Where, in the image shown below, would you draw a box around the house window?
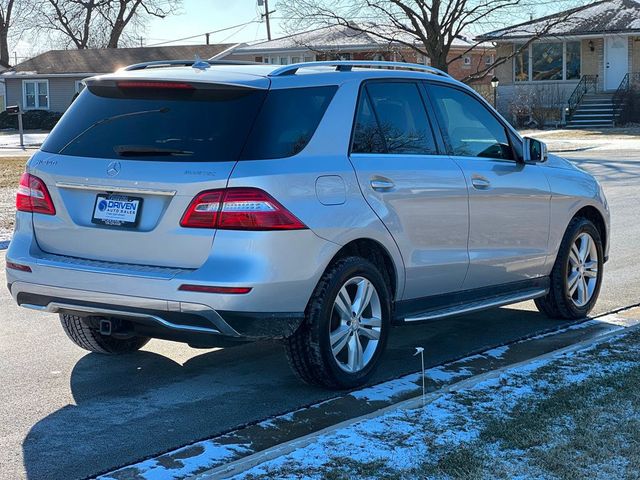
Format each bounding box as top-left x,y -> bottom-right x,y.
279,56 -> 289,65
303,55 -> 314,62
463,55 -> 472,66
565,41 -> 581,80
331,53 -> 351,61
532,42 -> 563,80
514,43 -> 529,82
516,40 -> 582,82
291,56 -> 300,63
485,55 -> 494,65
23,80 -> 49,110
372,53 -> 385,61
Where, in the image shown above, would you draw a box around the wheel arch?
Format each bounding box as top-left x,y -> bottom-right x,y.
325,238 -> 400,301
572,205 -> 608,257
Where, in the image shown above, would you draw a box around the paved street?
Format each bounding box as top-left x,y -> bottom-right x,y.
1,145 -> 639,480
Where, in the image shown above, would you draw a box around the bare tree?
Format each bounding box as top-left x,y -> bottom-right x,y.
0,0 -> 37,65
279,0 -> 588,82
37,0 -> 180,49
99,0 -> 180,48
42,0 -> 103,49
0,0 -> 16,64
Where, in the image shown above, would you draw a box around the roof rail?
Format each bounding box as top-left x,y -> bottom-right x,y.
268,60 -> 451,78
123,59 -> 262,71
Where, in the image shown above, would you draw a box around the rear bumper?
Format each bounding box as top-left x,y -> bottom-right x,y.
6,212 -> 333,340
10,281 -> 304,340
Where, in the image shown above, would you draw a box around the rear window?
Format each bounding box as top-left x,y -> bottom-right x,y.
240,86 -> 337,160
42,82 -> 337,162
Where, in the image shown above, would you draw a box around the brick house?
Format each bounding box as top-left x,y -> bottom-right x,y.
226,24 -> 496,84
478,0 -> 640,128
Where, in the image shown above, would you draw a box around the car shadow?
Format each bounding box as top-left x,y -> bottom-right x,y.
21,306 -> 573,480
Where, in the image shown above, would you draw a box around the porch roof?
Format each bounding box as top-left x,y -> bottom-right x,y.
478,0 -> 640,41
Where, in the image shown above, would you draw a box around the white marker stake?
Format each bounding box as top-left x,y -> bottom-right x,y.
414,347 -> 425,406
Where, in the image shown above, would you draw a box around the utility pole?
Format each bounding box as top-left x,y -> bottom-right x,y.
260,0 -> 273,41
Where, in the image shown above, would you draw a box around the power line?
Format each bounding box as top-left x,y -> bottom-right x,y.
146,18 -> 262,47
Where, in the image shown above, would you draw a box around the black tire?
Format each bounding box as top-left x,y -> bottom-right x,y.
284,256 -> 392,389
535,217 -> 604,319
60,314 -> 150,354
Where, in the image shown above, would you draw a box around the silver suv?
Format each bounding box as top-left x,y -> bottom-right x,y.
7,60 -> 609,389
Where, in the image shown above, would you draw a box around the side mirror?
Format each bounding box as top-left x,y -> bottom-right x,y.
523,137 -> 548,163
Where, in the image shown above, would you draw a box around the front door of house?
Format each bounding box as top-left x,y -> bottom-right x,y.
605,35 -> 629,90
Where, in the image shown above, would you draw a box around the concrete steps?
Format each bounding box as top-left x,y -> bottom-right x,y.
567,93 -> 617,129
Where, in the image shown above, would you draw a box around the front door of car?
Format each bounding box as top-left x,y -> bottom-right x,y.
348,80 -> 469,300
425,82 -> 551,290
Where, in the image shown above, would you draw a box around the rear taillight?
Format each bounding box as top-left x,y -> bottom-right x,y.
180,188 -> 307,230
16,173 -> 56,215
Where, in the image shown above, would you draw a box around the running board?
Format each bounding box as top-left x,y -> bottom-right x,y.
404,288 -> 548,322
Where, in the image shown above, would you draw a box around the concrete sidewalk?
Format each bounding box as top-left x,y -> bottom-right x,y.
0,131 -> 48,156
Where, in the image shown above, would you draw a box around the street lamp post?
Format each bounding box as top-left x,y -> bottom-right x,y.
491,76 -> 499,109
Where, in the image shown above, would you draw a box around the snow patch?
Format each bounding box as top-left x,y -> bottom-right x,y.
350,373 -> 421,401
99,442 -> 251,480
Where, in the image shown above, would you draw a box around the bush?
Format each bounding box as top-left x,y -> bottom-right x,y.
619,90 -> 640,125
508,85 -> 563,129
0,109 -> 62,130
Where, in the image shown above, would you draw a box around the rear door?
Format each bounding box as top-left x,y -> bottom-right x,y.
30,77 -> 269,268
425,82 -> 551,290
348,80 -> 469,299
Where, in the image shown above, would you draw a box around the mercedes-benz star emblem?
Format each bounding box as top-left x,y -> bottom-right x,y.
106,161 -> 121,177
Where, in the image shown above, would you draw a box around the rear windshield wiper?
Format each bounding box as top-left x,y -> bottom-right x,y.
114,145 -> 193,157
58,108 -> 169,154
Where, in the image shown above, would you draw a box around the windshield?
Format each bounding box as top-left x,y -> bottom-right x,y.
42,83 -> 268,162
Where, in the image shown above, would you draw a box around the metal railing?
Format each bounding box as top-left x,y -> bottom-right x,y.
567,74 -> 599,119
613,72 -> 640,125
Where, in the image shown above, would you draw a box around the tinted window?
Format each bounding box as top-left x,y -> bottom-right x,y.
351,91 -> 386,154
241,86 -> 337,160
42,84 -> 337,162
352,82 -> 437,155
428,84 -> 514,160
42,84 -> 268,162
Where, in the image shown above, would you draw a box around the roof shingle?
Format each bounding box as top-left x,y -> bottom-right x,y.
479,0 -> 640,40
7,44 -> 235,75
236,23 -> 474,53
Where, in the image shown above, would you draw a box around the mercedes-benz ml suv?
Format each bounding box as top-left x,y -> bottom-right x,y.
6,60 -> 609,389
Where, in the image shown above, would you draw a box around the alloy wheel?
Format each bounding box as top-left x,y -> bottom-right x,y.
329,276 -> 382,373
567,232 -> 599,308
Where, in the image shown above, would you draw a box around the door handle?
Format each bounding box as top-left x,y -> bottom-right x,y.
471,176 -> 491,190
370,178 -> 395,191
